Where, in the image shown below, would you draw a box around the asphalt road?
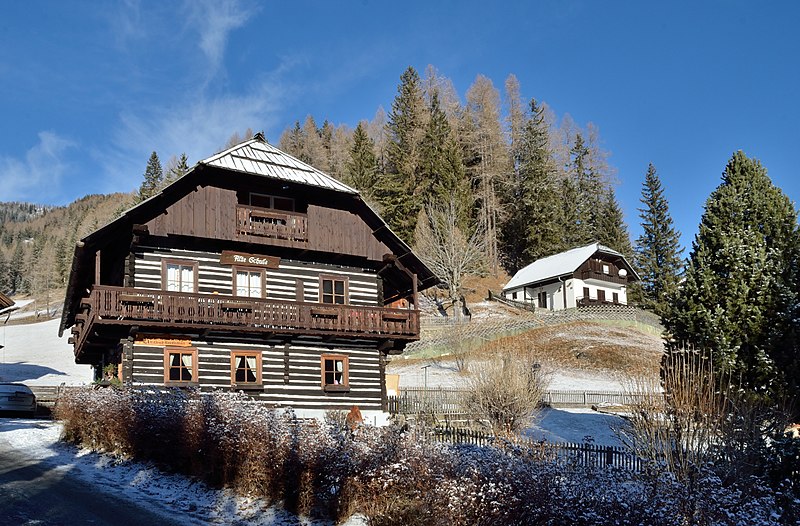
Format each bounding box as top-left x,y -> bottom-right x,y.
0,418 -> 186,526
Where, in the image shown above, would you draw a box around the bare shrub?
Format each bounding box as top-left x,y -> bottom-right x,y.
617,348 -> 729,478
464,349 -> 547,436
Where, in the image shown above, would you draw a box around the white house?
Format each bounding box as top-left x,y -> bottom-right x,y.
501,242 -> 639,311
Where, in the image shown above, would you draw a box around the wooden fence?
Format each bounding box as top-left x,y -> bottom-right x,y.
387,387 -> 658,415
418,426 -> 642,471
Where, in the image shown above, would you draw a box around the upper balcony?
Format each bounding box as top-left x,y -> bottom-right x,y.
70,285 -> 419,359
236,205 -> 308,247
580,270 -> 629,286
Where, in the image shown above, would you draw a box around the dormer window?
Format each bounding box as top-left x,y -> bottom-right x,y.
249,193 -> 294,212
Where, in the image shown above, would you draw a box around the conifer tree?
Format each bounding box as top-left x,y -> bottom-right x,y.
633,163 -> 683,315
379,66 -> 428,243
136,152 -> 164,203
419,92 -> 470,225
501,99 -> 562,272
163,153 -> 190,188
597,187 -> 633,258
344,122 -> 379,200
666,151 -> 800,403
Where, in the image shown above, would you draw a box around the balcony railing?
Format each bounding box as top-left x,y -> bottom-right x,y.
236,205 -> 308,243
70,286 -> 419,355
580,270 -> 628,285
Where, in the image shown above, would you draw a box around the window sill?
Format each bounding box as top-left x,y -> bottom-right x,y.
323,384 -> 350,393
232,384 -> 264,391
164,382 -> 199,388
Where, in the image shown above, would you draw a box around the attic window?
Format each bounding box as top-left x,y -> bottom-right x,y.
250,193 -> 294,212
602,264 -> 610,274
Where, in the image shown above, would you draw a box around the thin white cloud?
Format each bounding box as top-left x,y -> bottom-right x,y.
0,132 -> 75,203
94,75 -> 288,194
185,0 -> 253,74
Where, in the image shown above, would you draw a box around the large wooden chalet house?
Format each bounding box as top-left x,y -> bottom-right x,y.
59,134 -> 437,422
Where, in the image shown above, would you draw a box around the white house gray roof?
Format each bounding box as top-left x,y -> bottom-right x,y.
201,134 -> 358,194
503,242 -> 633,291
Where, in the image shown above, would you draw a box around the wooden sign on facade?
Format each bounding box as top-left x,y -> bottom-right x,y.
220,250 -> 280,269
138,337 -> 193,347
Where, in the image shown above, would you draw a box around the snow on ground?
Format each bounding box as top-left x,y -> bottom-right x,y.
0,418 -> 367,526
0,318 -> 91,385
525,408 -> 624,447
388,359 -> 628,392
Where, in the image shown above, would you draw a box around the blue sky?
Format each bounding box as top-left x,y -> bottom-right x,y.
1,1 -> 798,252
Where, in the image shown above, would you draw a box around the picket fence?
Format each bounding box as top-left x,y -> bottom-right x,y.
387,387 -> 657,415
413,425 -> 643,472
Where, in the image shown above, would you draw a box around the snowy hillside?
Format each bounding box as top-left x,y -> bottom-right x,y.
0,318 -> 91,385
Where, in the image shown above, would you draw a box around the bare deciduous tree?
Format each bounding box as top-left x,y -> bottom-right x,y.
414,199 -> 486,320
465,349 -> 546,436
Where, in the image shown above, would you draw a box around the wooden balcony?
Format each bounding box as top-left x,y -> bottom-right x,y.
580,270 -> 628,285
70,286 -> 419,358
236,205 -> 308,245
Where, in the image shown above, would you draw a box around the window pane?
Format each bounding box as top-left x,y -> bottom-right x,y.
250,194 -> 271,208
335,295 -> 345,305
181,266 -> 194,292
323,280 -> 332,294
167,264 -> 179,291
334,280 -> 344,295
273,197 -> 294,211
322,293 -> 332,304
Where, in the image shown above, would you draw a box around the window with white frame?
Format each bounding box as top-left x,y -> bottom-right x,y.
164,260 -> 196,293
234,268 -> 264,298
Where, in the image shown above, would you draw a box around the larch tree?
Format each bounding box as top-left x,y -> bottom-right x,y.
500,99 -> 562,273
463,74 -> 509,274
379,66 -> 428,243
278,121 -> 304,159
300,115 -> 327,171
666,151 -> 800,404
136,151 -> 164,204
633,163 -> 683,316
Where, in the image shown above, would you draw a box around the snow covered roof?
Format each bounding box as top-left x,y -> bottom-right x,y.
201,133 -> 358,194
503,242 -> 636,291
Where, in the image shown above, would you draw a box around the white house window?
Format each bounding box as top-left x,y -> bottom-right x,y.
234,268 -> 264,298
164,260 -> 196,293
602,264 -> 610,274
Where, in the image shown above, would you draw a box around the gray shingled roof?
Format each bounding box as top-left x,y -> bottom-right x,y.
201,134 -> 357,194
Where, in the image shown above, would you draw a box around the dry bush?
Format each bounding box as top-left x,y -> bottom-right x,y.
464,348 -> 547,436
54,386 -> 788,525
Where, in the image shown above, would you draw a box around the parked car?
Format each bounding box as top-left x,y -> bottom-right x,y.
0,383 -> 37,416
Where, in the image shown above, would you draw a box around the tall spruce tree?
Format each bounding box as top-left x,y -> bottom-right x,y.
500,99 -> 562,272
136,152 -> 164,203
379,66 -> 428,243
666,151 -> 800,403
344,122 -> 379,200
633,163 -> 683,315
597,187 -> 633,258
418,92 -> 470,224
